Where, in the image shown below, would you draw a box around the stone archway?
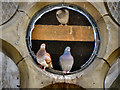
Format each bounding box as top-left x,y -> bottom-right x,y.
104,47 -> 120,88
0,39 -> 29,88
0,51 -> 20,88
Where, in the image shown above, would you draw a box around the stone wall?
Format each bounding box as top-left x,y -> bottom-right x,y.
0,1 -> 119,89
0,52 -> 20,89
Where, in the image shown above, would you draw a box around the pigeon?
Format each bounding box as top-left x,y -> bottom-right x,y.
59,46 -> 74,73
56,9 -> 69,25
36,43 -> 53,71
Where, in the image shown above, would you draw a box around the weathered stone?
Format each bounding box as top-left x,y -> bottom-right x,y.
105,58 -> 120,88
0,52 -> 20,88
102,16 -> 119,60
1,2 -> 18,25
1,2 -> 119,89
76,59 -> 109,88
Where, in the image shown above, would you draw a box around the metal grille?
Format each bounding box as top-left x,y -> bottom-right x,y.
1,2 -> 18,25
106,1 -> 120,25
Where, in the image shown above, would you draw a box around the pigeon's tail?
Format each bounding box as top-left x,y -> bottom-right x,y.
48,63 -> 53,69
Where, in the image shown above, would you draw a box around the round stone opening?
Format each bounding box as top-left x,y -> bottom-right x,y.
26,4 -> 100,75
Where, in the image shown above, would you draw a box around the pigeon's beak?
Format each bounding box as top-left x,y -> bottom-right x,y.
67,49 -> 70,52
66,48 -> 70,52
41,43 -> 46,49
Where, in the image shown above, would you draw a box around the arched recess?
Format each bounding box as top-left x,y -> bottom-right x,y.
0,51 -> 20,88
107,47 -> 120,66
0,39 -> 22,64
104,47 -> 120,88
0,39 -> 29,88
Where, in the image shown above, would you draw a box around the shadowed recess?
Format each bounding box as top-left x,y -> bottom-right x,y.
32,40 -> 94,72
42,83 -> 86,89
35,8 -> 91,26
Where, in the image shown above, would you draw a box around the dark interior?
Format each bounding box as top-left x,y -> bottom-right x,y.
35,8 -> 91,26
43,83 -> 86,89
32,40 -> 94,71
32,8 -> 95,72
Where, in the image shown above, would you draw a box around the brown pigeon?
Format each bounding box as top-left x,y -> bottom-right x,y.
56,9 -> 69,25
36,43 -> 53,71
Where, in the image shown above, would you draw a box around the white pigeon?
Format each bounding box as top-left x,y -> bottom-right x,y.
59,46 -> 74,73
56,9 -> 69,25
36,43 -> 53,71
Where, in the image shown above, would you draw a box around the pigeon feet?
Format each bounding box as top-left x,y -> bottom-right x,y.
39,65 -> 43,68
62,71 -> 67,74
65,24 -> 68,26
62,71 -> 71,74
43,67 -> 46,71
59,24 -> 63,26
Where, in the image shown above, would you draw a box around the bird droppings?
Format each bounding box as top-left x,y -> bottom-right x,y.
89,26 -> 91,29
69,27 -> 73,35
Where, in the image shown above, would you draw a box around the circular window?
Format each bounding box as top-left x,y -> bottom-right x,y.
26,4 -> 100,75
105,1 -> 120,26
1,2 -> 18,25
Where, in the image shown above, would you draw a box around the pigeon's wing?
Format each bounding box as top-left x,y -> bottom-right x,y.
37,56 -> 48,68
36,50 -> 41,58
59,55 -> 74,72
56,10 -> 69,25
36,49 -> 44,65
40,60 -> 49,68
64,9 -> 69,24
56,15 -> 63,24
44,53 -> 53,68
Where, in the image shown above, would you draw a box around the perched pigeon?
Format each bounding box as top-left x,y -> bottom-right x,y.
59,46 -> 74,73
36,43 -> 53,71
56,9 -> 69,25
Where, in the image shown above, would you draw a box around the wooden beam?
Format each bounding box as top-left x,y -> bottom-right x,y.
31,25 -> 94,41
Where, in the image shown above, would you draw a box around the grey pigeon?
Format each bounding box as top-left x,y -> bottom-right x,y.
36,43 -> 53,71
59,46 -> 74,73
56,9 -> 69,25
